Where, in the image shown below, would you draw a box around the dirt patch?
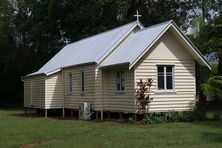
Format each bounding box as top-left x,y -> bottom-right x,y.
21,140 -> 54,148
110,124 -> 122,129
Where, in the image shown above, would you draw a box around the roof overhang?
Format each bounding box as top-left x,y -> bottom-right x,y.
46,68 -> 61,76
22,62 -> 96,80
21,72 -> 45,81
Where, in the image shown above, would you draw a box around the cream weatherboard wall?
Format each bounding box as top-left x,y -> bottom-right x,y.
63,64 -> 96,109
134,30 -> 196,112
101,68 -> 135,112
45,72 -> 63,109
24,77 -> 32,107
24,75 -> 45,108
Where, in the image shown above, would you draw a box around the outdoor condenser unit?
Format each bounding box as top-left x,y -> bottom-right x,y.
79,102 -> 92,120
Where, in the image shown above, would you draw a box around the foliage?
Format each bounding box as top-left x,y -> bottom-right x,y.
211,112 -> 221,120
190,13 -> 222,107
144,113 -> 165,124
169,109 -> 206,122
143,109 -> 208,124
136,78 -> 153,115
128,116 -> 135,123
201,76 -> 222,101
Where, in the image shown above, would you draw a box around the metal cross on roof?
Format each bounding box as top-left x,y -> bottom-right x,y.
134,10 -> 141,22
64,38 -> 70,45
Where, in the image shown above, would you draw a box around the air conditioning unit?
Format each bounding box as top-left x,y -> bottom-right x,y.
79,102 -> 92,120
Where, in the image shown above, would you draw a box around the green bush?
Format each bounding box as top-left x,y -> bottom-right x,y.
211,112 -> 221,120
143,109 -> 207,124
144,113 -> 165,124
167,111 -> 183,122
128,116 -> 135,123
167,110 -> 206,122
189,109 -> 206,121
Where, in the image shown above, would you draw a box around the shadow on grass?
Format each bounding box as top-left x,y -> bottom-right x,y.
0,107 -> 23,111
191,119 -> 222,129
202,132 -> 222,143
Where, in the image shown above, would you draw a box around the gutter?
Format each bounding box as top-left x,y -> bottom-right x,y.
100,62 -> 130,69
21,73 -> 45,81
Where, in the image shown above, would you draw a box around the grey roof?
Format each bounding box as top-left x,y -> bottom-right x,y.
31,21 -> 141,75
101,20 -> 211,70
101,20 -> 171,67
27,20 -> 211,77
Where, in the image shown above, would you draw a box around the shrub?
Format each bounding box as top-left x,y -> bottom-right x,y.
143,109 -> 207,124
167,111 -> 182,122
211,112 -> 221,120
189,109 -> 206,121
128,116 -> 134,123
144,113 -> 165,124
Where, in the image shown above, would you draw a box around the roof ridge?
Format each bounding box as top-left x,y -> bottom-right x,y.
136,20 -> 172,33
66,21 -> 137,47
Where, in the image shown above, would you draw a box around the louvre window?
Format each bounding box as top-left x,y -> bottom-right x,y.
117,71 -> 125,91
81,71 -> 84,92
69,72 -> 72,92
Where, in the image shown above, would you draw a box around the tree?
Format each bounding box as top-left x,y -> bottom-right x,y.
0,0 -> 18,106
201,76 -> 222,101
190,14 -> 222,106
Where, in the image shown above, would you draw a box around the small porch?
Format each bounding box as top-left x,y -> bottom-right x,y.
100,63 -> 136,115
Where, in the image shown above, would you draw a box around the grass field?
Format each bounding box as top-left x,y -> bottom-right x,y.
0,109 -> 221,148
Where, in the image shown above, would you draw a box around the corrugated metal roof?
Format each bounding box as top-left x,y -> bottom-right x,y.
101,20 -> 172,67
26,19 -> 211,77
101,20 -> 211,70
34,21 -> 140,75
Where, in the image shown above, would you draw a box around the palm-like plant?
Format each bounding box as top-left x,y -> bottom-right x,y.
201,76 -> 222,101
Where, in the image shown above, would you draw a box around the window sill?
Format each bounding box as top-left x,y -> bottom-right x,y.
154,90 -> 177,94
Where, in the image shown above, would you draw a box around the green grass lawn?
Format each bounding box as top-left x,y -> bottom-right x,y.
0,109 -> 221,148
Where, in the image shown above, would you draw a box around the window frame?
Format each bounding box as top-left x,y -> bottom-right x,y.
157,65 -> 174,91
116,71 -> 125,91
69,72 -> 73,93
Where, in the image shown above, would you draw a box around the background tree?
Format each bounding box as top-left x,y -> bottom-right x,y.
190,13 -> 222,108
0,0 -> 17,106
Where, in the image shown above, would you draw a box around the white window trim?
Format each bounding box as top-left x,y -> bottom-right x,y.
156,65 -> 175,92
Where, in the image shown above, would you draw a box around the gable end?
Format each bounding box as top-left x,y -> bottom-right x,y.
129,21 -> 211,70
